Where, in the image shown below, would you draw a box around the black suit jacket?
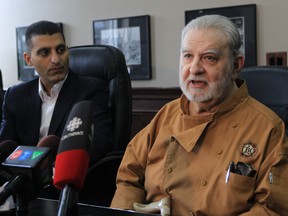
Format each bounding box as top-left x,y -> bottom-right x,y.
0,71 -> 112,164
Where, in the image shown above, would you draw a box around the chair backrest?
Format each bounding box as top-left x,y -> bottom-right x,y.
239,66 -> 288,134
0,69 -> 3,124
69,45 -> 132,152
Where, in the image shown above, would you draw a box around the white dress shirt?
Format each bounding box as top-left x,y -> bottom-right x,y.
38,77 -> 66,140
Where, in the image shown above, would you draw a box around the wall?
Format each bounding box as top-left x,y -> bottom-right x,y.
0,0 -> 287,89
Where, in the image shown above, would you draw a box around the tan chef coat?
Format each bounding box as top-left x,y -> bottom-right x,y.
111,79 -> 288,216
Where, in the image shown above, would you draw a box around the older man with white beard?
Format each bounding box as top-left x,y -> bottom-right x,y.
111,15 -> 288,215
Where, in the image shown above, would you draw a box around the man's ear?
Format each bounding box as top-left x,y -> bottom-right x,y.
232,55 -> 245,80
24,52 -> 33,66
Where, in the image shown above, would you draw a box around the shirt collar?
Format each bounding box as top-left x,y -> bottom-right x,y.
176,78 -> 249,152
38,74 -> 67,101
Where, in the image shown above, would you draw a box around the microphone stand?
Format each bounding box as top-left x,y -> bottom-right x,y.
0,174 -> 29,216
15,192 -> 29,216
57,184 -> 78,216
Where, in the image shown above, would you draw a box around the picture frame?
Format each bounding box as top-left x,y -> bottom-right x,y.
16,26 -> 35,81
185,4 -> 257,67
16,23 -> 63,81
93,15 -> 151,80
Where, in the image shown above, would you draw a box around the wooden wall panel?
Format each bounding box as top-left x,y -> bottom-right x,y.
131,87 -> 182,138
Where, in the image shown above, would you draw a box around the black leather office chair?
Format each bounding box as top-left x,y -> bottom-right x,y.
0,69 -> 3,124
68,45 -> 132,206
239,66 -> 288,135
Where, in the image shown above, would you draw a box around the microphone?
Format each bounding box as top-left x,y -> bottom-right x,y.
36,135 -> 60,199
0,140 -> 18,162
0,136 -> 59,214
37,135 -> 60,161
0,140 -> 18,186
53,101 -> 93,216
0,140 -> 18,213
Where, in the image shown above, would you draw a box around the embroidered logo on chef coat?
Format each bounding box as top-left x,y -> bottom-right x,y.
240,141 -> 257,157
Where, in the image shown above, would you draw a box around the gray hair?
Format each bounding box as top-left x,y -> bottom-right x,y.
181,14 -> 242,58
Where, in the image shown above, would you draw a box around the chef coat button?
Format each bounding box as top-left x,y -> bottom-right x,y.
217,149 -> 223,155
201,180 -> 207,186
231,122 -> 237,128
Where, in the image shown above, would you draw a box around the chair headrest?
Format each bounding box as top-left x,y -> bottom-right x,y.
69,45 -> 127,82
68,45 -> 132,151
239,66 -> 288,134
239,66 -> 288,104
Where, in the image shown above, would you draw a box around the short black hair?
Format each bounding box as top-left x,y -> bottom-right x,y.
25,20 -> 65,51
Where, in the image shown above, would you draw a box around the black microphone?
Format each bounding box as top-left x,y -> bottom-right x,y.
54,101 -> 93,216
37,135 -> 60,162
0,140 -> 18,186
0,136 -> 59,214
0,140 -> 18,162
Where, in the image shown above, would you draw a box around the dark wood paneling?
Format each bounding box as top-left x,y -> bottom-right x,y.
131,87 -> 182,138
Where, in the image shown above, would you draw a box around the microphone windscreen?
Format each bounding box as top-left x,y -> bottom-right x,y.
37,135 -> 60,161
54,101 -> 93,191
0,140 -> 18,163
1,145 -> 53,201
53,149 -> 89,190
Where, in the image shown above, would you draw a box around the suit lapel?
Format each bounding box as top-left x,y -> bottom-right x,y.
48,72 -> 78,135
24,79 -> 42,143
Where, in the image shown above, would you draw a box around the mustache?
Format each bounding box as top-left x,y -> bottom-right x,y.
48,65 -> 65,71
187,76 -> 207,83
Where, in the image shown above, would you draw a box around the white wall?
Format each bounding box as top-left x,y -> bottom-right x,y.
0,0 -> 287,89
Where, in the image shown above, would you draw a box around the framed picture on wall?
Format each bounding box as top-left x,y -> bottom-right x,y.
16,23 -> 63,81
185,4 -> 257,67
16,26 -> 35,81
93,15 -> 151,80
